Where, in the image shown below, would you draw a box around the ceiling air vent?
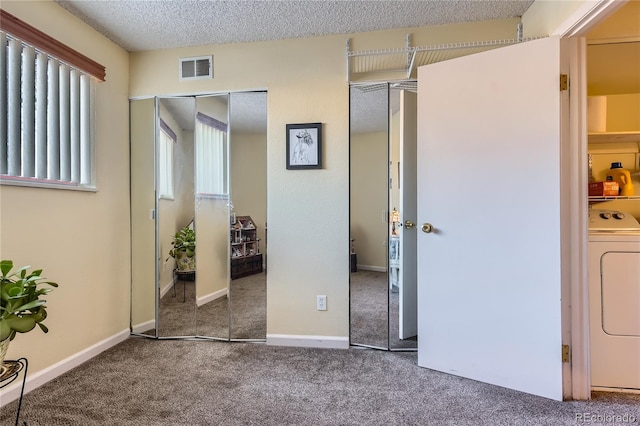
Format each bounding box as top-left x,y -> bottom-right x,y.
179,55 -> 213,80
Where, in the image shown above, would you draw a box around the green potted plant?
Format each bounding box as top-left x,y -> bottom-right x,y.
0,260 -> 58,364
167,225 -> 196,272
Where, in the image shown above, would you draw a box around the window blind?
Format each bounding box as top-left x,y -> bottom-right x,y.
196,113 -> 228,196
158,119 -> 175,199
1,30 -> 94,186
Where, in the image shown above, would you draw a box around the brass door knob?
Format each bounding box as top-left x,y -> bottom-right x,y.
422,223 -> 433,233
404,220 -> 416,230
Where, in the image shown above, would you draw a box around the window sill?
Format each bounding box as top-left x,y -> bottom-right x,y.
0,176 -> 97,192
196,193 -> 229,200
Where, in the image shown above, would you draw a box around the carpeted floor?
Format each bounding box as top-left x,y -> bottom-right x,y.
350,270 -> 417,350
153,269 -> 411,348
144,272 -> 266,340
1,338 -> 639,425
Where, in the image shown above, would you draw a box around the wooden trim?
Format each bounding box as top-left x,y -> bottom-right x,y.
0,9 -> 106,81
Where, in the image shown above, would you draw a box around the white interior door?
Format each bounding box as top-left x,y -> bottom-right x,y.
399,89 -> 418,340
417,36 -> 565,400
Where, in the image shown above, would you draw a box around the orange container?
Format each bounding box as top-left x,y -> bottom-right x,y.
607,162 -> 634,196
589,181 -> 619,197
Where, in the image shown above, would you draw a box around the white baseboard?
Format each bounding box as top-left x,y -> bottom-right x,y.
160,277 -> 176,298
131,319 -> 155,334
0,329 -> 130,407
357,265 -> 386,273
266,334 -> 349,350
197,288 -> 227,307
591,386 -> 640,395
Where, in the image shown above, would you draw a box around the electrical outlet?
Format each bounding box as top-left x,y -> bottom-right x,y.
317,295 -> 327,311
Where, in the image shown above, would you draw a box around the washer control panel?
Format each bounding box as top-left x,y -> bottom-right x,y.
589,209 -> 640,231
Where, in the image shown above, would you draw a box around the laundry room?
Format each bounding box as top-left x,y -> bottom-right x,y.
585,0 -> 640,394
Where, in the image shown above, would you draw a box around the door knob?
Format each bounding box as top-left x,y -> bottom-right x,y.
422,223 -> 433,233
404,220 -> 416,230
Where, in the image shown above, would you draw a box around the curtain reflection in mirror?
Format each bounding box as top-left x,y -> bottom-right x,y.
195,95 -> 230,340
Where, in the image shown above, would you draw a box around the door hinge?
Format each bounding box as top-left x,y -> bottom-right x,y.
562,344 -> 571,363
560,74 -> 568,91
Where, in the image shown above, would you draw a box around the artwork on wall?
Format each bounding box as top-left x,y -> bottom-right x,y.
286,122 -> 322,169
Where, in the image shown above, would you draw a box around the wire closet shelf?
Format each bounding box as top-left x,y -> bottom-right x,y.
346,33 -> 543,81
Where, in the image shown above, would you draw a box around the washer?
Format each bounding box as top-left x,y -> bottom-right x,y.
589,208 -> 640,391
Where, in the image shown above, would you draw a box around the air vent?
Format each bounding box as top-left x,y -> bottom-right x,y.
179,55 -> 213,80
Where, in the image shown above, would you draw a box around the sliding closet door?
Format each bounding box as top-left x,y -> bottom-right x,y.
130,98 -> 157,337
349,83 -> 418,351
228,91 -> 268,341
194,94 -> 231,340
130,91 -> 265,341
349,84 -> 390,349
156,96 -> 197,338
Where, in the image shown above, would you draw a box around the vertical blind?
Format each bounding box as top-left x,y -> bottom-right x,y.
158,120 -> 175,199
0,30 -> 93,186
196,112 -> 228,196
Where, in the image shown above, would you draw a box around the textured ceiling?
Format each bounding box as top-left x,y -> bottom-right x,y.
54,0 -> 535,52
56,0 -> 535,134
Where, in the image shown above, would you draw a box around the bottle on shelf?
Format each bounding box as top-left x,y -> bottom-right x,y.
607,162 -> 634,196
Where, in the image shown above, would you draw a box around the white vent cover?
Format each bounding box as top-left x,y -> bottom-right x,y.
179,55 -> 213,80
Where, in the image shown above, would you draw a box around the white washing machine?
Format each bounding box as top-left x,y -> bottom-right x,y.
588,208 -> 640,391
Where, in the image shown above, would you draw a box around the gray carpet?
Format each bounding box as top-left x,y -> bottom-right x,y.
1,338 -> 639,425
151,269 -> 407,348
350,270 -> 417,350
144,272 -> 266,340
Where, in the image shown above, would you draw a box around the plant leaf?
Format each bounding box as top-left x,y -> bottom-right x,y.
0,260 -> 13,276
13,299 -> 46,312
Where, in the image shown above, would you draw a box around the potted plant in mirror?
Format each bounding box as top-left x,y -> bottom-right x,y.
0,260 -> 58,367
167,226 -> 196,272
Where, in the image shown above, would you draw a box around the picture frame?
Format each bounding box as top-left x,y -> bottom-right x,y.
286,122 -> 322,169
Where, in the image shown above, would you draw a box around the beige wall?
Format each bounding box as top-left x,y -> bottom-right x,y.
0,0 -> 130,370
230,132 -> 267,262
129,18 -> 519,340
350,131 -> 388,270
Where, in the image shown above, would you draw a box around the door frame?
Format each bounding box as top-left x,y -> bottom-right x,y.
552,0 -> 627,400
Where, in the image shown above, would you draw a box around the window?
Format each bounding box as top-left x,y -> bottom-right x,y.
158,120 -> 175,199
0,11 -> 105,189
195,112 -> 228,196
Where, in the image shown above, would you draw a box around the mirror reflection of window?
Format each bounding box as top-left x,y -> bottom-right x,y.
158,119 -> 175,199
196,112 -> 228,196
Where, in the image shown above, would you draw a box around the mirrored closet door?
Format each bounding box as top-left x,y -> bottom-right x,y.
193,94 -> 231,340
156,96 -> 198,337
349,82 -> 418,351
130,91 -> 267,341
228,92 -> 267,341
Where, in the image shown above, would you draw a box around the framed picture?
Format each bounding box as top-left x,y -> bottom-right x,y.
286,123 -> 322,169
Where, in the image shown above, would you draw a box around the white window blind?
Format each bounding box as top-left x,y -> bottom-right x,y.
0,31 -> 94,188
158,120 -> 175,199
195,112 -> 227,196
